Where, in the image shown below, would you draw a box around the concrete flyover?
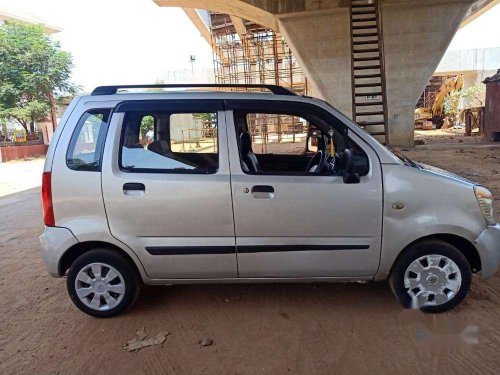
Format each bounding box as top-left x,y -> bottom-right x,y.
154,0 -> 476,146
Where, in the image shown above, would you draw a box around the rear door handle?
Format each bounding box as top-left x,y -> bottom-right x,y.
251,185 -> 274,199
123,182 -> 145,196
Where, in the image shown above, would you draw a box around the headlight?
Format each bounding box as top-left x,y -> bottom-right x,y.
474,185 -> 496,225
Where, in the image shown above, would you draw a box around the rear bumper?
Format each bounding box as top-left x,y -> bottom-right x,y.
474,224 -> 500,279
39,226 -> 78,277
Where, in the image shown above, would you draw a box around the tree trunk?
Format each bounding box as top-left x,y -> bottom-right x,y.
18,122 -> 29,134
48,91 -> 58,131
29,121 -> 35,134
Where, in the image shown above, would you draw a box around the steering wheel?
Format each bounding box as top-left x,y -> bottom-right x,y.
326,152 -> 342,174
305,150 -> 325,173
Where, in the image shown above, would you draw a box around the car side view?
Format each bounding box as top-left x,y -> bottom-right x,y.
40,84 -> 500,317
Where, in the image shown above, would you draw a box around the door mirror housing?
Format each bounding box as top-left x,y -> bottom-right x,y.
342,148 -> 360,184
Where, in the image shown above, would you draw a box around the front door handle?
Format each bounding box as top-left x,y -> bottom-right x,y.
251,185 -> 274,199
123,182 -> 145,196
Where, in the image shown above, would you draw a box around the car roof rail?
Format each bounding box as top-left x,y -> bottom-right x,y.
90,84 -> 297,96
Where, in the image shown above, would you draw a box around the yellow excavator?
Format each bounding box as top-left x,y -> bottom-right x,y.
415,73 -> 464,128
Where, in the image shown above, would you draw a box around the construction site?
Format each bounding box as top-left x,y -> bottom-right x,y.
2,1 -> 500,374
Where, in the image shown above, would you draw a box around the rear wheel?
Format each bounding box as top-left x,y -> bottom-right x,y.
389,240 -> 472,313
67,249 -> 140,318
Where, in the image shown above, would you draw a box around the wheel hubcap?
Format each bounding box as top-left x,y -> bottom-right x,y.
404,254 -> 462,308
74,262 -> 125,311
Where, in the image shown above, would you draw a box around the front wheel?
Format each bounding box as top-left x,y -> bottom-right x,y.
67,249 -> 140,318
389,240 -> 472,313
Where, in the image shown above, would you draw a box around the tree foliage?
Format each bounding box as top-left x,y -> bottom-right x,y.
443,83 -> 486,125
140,115 -> 154,139
461,84 -> 485,108
0,21 -> 78,132
443,90 -> 462,121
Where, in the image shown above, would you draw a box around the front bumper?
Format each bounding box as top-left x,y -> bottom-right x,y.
474,224 -> 500,279
39,226 -> 78,277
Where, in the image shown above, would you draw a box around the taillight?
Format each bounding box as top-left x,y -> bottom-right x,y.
41,172 -> 55,226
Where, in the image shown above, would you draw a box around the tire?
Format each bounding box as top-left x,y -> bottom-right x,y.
389,240 -> 471,313
67,248 -> 141,318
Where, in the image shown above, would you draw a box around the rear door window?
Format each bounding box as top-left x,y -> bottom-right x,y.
119,111 -> 219,174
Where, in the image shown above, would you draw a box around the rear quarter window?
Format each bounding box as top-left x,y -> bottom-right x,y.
66,109 -> 111,171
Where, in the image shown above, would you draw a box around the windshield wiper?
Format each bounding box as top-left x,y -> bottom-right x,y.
387,147 -> 420,168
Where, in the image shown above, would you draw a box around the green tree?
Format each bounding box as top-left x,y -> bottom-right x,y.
443,84 -> 486,126
0,21 -> 78,133
443,90 -> 461,123
461,84 -> 485,108
140,115 -> 154,139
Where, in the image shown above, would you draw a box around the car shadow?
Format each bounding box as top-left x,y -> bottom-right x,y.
130,280 -> 399,316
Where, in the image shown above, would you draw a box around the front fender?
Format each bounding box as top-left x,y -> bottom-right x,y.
375,164 -> 486,281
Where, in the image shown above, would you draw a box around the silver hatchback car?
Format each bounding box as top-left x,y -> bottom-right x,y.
40,84 -> 500,317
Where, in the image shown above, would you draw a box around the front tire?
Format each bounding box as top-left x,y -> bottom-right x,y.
389,240 -> 471,313
67,248 -> 140,318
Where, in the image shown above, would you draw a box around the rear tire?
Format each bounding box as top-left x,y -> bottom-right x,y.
389,240 -> 471,313
67,248 -> 140,318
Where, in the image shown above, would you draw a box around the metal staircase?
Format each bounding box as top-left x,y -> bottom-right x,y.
349,0 -> 389,144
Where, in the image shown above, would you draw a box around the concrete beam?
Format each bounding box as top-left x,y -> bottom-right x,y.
230,15 -> 247,38
239,0 -> 344,15
154,0 -> 278,30
461,0 -> 500,28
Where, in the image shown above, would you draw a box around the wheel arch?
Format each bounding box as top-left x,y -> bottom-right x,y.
388,233 -> 481,277
59,241 -> 145,281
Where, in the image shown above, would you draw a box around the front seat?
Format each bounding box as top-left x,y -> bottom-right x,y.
239,131 -> 261,173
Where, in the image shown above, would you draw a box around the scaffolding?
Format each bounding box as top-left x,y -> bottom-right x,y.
210,12 -> 308,150
211,13 -> 307,95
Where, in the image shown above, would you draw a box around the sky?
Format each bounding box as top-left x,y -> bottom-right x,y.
448,3 -> 500,50
0,0 -> 214,92
0,0 -> 499,93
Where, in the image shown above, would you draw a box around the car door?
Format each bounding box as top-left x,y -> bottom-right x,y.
101,99 -> 237,279
226,100 -> 383,278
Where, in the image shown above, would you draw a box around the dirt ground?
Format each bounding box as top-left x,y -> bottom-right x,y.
1,130 -> 500,374
0,158 -> 45,197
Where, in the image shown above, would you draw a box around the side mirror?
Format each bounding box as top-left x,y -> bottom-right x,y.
342,148 -> 360,184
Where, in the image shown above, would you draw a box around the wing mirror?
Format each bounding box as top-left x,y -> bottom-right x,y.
342,148 -> 360,184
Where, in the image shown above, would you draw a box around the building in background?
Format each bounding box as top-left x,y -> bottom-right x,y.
0,6 -> 60,33
161,68 -> 214,84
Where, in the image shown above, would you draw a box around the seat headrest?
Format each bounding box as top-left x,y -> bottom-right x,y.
317,136 -> 326,151
239,131 -> 252,155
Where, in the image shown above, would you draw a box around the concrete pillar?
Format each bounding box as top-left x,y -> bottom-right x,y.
278,9 -> 352,117
279,1 -> 472,145
381,0 -> 473,145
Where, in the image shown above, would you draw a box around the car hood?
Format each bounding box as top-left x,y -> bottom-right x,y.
417,162 -> 476,186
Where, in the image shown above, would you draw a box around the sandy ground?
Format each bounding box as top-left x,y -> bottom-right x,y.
1,132 -> 500,374
0,158 -> 45,197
